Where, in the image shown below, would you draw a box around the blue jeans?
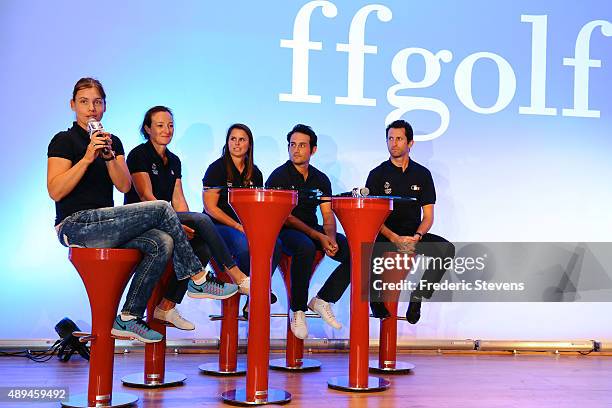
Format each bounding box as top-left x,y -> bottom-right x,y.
57,201 -> 204,317
215,224 -> 282,276
279,225 -> 351,311
164,212 -> 238,304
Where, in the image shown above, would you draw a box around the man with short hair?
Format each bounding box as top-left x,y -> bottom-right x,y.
266,124 -> 350,339
366,119 -> 455,324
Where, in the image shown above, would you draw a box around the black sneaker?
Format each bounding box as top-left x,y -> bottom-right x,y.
242,292 -> 278,319
370,302 -> 390,319
405,295 -> 422,324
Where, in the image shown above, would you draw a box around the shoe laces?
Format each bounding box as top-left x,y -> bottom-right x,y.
170,308 -> 186,321
293,311 -> 306,323
319,302 -> 335,319
206,272 -> 226,288
132,318 -> 153,335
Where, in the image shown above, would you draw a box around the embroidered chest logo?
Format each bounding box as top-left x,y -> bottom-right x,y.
410,185 -> 421,191
384,181 -> 392,195
151,163 -> 158,175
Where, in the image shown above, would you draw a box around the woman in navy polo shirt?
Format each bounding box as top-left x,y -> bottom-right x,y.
203,124 -> 281,313
47,78 -> 238,343
125,106 -> 251,330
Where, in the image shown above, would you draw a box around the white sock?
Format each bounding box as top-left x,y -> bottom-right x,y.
120,313 -> 137,321
193,270 -> 208,285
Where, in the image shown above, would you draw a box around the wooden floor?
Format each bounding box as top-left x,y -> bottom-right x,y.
1,351 -> 611,407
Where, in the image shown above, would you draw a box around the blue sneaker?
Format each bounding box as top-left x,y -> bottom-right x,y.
187,272 -> 239,300
111,316 -> 163,343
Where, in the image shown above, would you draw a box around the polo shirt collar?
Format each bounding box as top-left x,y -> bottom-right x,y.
229,159 -> 245,179
285,160 -> 310,181
70,121 -> 89,140
145,140 -> 172,164
387,158 -> 413,173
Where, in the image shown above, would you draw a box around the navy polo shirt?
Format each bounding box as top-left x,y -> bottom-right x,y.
202,157 -> 264,223
366,159 -> 435,235
124,141 -> 181,204
265,160 -> 332,228
48,122 -> 125,226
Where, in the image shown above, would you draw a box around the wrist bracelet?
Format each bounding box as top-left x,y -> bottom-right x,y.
414,232 -> 423,238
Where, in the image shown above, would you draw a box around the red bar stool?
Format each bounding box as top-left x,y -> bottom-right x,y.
369,252 -> 415,374
62,248 -> 141,408
199,261 -> 246,376
327,197 -> 393,393
221,188 -> 297,406
121,262 -> 187,387
269,251 -> 324,371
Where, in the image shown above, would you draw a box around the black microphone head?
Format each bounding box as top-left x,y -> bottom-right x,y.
55,318 -> 89,362
55,317 -> 80,340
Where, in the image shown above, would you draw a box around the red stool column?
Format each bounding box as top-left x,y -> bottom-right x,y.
199,261 -> 246,376
122,263 -> 187,387
221,188 -> 296,405
62,248 -> 140,408
269,251 -> 324,371
327,197 -> 392,392
369,252 -> 416,374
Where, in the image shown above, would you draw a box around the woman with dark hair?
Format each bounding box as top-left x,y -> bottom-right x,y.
125,106 -> 250,330
203,124 -> 281,313
47,78 -> 238,343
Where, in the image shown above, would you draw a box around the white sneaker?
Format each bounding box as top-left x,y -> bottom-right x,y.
290,311 -> 308,339
238,277 -> 250,295
153,307 -> 195,331
308,297 -> 342,329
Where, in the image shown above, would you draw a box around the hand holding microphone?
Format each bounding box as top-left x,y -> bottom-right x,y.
87,118 -> 115,161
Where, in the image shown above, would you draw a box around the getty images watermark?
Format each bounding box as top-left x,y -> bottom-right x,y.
364,242 -> 612,302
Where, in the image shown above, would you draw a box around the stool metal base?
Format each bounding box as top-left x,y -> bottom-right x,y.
327,376 -> 390,393
269,358 -> 321,371
369,360 -> 416,374
221,388 -> 291,406
61,392 -> 138,408
121,371 -> 186,388
199,362 -> 247,376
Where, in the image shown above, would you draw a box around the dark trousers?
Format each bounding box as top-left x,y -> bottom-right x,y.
164,212 -> 237,304
279,225 -> 351,312
215,224 -> 282,276
375,232 -> 455,299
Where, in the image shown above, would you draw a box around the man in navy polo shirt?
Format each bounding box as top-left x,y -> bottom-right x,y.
366,119 -> 455,324
266,124 -> 350,339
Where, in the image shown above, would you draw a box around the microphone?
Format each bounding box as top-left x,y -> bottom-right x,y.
54,317 -> 90,362
87,118 -> 112,156
338,187 -> 370,197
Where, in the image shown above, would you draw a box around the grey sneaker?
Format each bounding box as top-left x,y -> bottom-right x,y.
187,272 -> 239,300
111,316 -> 163,343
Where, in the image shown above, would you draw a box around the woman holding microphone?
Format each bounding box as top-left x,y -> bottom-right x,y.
47,78 -> 238,343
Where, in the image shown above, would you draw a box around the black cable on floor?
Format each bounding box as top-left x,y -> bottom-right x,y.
0,340 -> 62,362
